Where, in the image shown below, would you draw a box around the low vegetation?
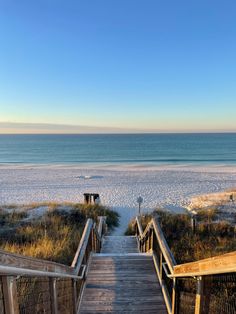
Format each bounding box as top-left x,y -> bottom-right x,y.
125,213 -> 151,236
0,203 -> 119,265
126,208 -> 236,264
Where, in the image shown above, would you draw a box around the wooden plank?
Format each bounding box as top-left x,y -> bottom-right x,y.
78,254 -> 167,314
71,219 -> 94,273
80,310 -> 167,314
173,251 -> 236,277
194,277 -> 204,314
97,216 -> 106,238
0,249 -> 74,276
135,216 -> 144,235
49,278 -> 58,314
0,218 -> 99,279
134,217 -> 176,273
153,252 -> 172,314
152,218 -> 176,273
2,276 -> 19,314
101,236 -> 139,254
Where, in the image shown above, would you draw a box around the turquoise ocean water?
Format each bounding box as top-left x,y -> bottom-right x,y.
0,133 -> 235,165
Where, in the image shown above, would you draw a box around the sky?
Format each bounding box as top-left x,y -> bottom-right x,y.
0,0 -> 236,133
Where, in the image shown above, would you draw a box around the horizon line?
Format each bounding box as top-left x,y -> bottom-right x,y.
1,132 -> 236,135
0,121 -> 236,134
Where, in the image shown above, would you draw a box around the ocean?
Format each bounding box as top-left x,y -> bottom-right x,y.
0,133 -> 236,165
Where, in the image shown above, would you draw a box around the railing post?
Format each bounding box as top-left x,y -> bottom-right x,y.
91,227 -> 95,252
150,226 -> 154,252
160,253 -> 163,280
49,278 -> 58,314
97,236 -> 100,253
2,276 -> 19,314
195,276 -> 204,314
140,239 -> 143,252
171,278 -> 177,314
147,230 -> 150,251
72,279 -> 78,313
144,237 -> 147,252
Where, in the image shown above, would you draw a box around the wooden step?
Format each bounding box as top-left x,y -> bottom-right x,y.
78,253 -> 167,314
101,236 -> 139,254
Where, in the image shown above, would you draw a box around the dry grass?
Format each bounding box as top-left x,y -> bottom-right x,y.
0,203 -> 119,265
126,208 -> 236,264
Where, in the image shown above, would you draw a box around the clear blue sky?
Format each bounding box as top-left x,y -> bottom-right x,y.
0,0 -> 236,133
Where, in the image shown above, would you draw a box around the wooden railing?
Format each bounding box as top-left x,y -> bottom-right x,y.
0,216 -> 107,314
134,216 -> 236,314
135,216 -> 177,314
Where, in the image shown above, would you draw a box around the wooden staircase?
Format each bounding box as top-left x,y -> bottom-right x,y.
78,236 -> 167,313
0,216 -> 235,314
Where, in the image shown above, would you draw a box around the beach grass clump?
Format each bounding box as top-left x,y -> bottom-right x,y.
72,203 -> 120,228
125,213 -> 152,235
126,208 -> 236,264
0,203 -> 119,265
0,210 -> 28,227
156,209 -> 236,263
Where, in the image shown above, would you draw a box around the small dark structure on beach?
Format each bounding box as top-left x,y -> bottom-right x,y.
230,194 -> 234,202
84,193 -> 100,205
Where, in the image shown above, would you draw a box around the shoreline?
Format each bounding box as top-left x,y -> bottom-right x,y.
1,163 -> 236,235
1,162 -> 236,173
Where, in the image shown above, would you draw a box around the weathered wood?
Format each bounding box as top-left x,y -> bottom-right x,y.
97,216 -> 106,238
71,219 -> 94,273
0,217 -> 103,279
49,278 -> 58,314
2,276 -> 19,314
0,265 -> 80,279
0,217 -> 105,314
101,236 -> 139,254
79,253 -> 167,314
135,217 -> 176,273
194,277 -> 204,314
152,218 -> 176,273
0,249 -> 74,276
134,217 -> 176,314
72,279 -> 78,313
153,252 -> 172,314
135,216 -> 144,235
173,251 -> 236,277
171,278 -> 176,314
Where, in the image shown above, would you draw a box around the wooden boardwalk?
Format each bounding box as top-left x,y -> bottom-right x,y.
101,236 -> 139,254
78,236 -> 167,313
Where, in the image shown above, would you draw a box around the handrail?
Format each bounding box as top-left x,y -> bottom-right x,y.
172,250 -> 236,277
0,249 -> 74,276
134,215 -> 236,314
71,218 -> 94,273
135,216 -> 176,272
0,265 -> 80,279
0,215 -> 107,314
135,216 -> 176,314
135,216 -> 144,235
0,216 -> 106,279
97,216 -> 106,237
152,218 -> 176,273
135,216 -> 236,278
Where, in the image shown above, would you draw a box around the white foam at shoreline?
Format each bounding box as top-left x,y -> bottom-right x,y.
0,164 -> 236,235
1,163 -> 236,173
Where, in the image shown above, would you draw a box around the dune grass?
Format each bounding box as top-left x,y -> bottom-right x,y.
126,209 -> 236,264
0,203 -> 119,265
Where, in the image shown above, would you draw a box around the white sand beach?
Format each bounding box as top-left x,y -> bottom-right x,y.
0,164 -> 236,235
